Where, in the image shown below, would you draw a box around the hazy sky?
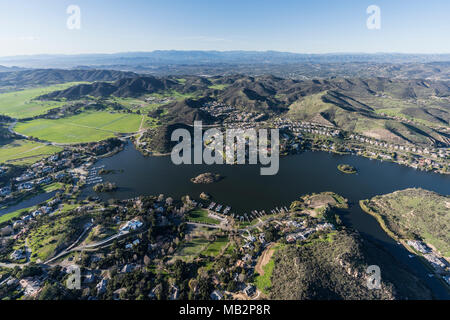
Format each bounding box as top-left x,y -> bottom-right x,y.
0,0 -> 449,57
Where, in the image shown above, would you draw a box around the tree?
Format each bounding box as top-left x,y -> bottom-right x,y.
197,277 -> 212,300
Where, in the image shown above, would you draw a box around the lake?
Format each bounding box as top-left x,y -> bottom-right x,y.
84,142 -> 450,298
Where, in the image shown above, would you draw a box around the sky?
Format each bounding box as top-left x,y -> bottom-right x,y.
0,0 -> 449,57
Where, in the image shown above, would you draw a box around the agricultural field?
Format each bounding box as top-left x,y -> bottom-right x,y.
0,82 -> 87,119
105,97 -> 152,110
14,111 -> 143,144
0,139 -> 62,165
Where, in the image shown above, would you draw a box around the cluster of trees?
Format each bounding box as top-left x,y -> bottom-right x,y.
93,182 -> 117,193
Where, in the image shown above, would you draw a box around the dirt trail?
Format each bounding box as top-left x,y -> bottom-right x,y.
255,242 -> 275,276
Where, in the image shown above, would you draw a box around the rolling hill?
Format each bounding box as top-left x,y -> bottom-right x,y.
0,69 -> 137,91
34,74 -> 450,147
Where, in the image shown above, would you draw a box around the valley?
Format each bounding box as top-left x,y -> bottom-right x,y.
0,67 -> 448,301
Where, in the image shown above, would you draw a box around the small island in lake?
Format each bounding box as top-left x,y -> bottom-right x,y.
93,182 -> 117,192
191,173 -> 223,184
337,164 -> 357,174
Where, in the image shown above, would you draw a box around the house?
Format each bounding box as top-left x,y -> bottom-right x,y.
83,273 -> 95,284
18,182 -> 33,191
169,284 -> 179,300
0,186 -> 11,196
10,249 -> 25,260
40,206 -> 53,214
258,234 -> 266,244
148,286 -> 159,299
407,240 -> 431,254
19,278 -> 42,297
119,219 -> 143,232
55,173 -> 66,180
210,290 -> 224,300
243,284 -> 256,297
423,254 -> 448,271
37,177 -> 52,185
113,288 -> 127,300
32,210 -> 42,218
42,166 -> 53,174
13,220 -> 24,228
96,279 -> 108,294
121,264 -> 135,273
316,222 -> 335,231
0,225 -> 13,236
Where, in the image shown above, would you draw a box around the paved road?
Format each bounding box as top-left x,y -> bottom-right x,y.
45,223 -> 93,264
186,222 -> 230,230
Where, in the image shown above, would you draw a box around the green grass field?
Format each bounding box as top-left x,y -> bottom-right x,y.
255,259 -> 275,294
0,82 -> 87,119
14,112 -> 143,144
187,208 -> 220,225
208,84 -> 229,90
0,206 -> 33,224
146,90 -> 198,100
176,238 -> 210,261
203,236 -> 228,256
254,243 -> 284,294
0,140 -> 62,165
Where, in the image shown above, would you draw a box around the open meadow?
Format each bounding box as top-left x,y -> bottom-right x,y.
0,82 -> 87,119
14,111 -> 143,144
0,139 -> 62,165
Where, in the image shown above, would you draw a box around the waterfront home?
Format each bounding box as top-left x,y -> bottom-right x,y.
0,186 -> 11,196
407,240 -> 431,254
423,254 -> 448,272
37,177 -> 52,185
18,182 -> 33,191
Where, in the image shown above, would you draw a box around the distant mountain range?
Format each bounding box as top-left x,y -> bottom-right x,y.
1,51 -> 450,80
2,51 -> 450,66
0,69 -> 137,90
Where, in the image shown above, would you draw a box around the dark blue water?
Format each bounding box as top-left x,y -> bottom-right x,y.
0,190 -> 57,217
81,143 -> 450,298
